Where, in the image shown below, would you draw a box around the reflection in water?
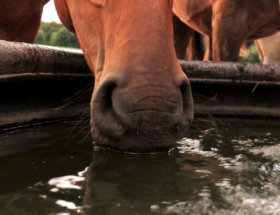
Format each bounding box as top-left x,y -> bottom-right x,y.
48,175 -> 85,190
1,120 -> 280,214
38,147 -> 231,214
81,147 -> 231,214
83,149 -> 181,214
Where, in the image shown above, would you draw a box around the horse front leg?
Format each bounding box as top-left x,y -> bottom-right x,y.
211,2 -> 249,62
173,13 -> 194,60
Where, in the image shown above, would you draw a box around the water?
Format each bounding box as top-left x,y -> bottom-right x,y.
1,119 -> 280,215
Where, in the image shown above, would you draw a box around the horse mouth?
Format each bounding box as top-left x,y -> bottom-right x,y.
91,118 -> 188,153
90,74 -> 193,153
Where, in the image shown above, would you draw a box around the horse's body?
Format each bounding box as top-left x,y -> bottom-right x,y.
173,13 -> 206,60
173,0 -> 280,61
255,32 -> 280,65
0,0 -> 194,153
0,0 -> 49,42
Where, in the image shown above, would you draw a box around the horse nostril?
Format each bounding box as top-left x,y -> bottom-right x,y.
179,76 -> 194,127
100,82 -> 116,112
93,77 -> 118,114
91,78 -> 124,138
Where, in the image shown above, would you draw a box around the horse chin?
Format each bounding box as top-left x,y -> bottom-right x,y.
91,121 -> 182,154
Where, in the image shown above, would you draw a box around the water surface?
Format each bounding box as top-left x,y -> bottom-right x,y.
1,119 -> 280,214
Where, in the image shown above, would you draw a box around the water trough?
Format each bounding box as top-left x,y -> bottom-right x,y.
2,41 -> 280,215
1,40 -> 280,131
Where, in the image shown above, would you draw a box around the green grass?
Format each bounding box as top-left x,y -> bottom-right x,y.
241,45 -> 261,64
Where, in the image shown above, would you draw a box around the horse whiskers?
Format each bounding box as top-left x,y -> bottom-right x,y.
200,109 -> 224,127
63,82 -> 93,102
70,107 -> 90,118
70,111 -> 90,135
199,117 -> 218,131
55,83 -> 94,110
67,124 -> 91,145
55,95 -> 92,110
192,93 -> 218,105
191,110 -> 222,134
203,93 -> 218,105
77,130 -> 92,145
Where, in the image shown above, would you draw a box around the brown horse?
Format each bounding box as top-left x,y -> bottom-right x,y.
173,13 -> 207,60
173,13 -> 249,61
173,0 -> 280,62
0,0 -> 49,42
0,0 -> 194,153
255,32 -> 280,65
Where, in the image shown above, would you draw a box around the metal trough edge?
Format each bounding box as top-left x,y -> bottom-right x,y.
1,41 -> 280,131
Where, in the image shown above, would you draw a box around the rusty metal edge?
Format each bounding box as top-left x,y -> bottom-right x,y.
0,41 -> 91,78
1,41 -> 280,84
1,41 -> 280,83
0,73 -> 93,82
1,41 -> 280,129
180,60 -> 280,82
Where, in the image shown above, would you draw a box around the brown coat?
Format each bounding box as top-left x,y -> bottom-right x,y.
255,32 -> 280,65
0,0 -> 194,153
173,0 -> 280,61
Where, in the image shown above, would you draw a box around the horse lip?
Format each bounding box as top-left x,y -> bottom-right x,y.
125,109 -> 177,114
91,101 -> 126,139
91,107 -> 192,153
